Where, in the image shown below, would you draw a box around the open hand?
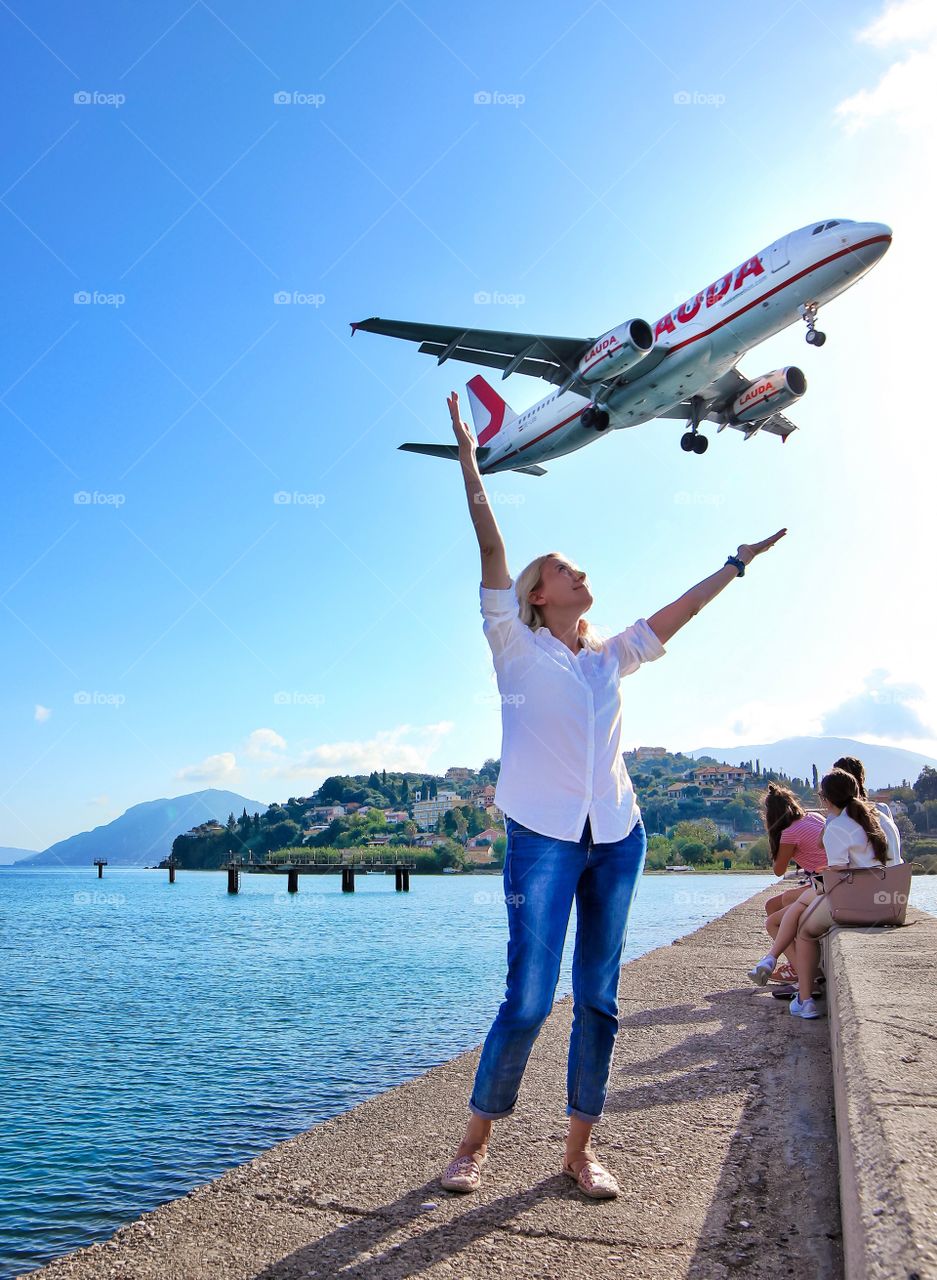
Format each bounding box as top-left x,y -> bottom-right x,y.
737,528 -> 787,566
447,391 -> 476,454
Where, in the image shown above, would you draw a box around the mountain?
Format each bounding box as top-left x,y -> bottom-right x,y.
0,845 -> 37,866
11,790 -> 268,868
688,736 -> 935,789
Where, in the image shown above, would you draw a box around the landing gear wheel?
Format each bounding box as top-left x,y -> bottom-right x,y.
680,432 -> 695,452
692,435 -> 709,454
801,302 -> 826,347
594,408 -> 610,431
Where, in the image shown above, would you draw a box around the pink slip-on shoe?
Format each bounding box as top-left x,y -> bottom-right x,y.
562,1156 -> 620,1199
440,1149 -> 488,1192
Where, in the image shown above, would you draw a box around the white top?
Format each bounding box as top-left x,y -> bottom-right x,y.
872,801 -> 902,864
480,578 -> 666,843
823,807 -> 903,869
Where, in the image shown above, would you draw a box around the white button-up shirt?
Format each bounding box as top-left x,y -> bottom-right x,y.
480,578 -> 666,844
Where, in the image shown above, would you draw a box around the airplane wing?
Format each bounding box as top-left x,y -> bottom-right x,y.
351,316 -> 593,389
659,366 -> 799,442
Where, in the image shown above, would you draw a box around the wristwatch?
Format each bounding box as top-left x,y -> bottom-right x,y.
725,555 -> 745,577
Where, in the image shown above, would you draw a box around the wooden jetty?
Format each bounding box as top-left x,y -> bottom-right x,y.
225,851 -> 417,894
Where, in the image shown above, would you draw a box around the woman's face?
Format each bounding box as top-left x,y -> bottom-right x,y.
530,557 -> 593,611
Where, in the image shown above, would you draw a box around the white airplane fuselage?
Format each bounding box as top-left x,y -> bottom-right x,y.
479,219 -> 891,473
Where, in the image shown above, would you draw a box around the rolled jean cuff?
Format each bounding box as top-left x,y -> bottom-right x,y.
566,1104 -> 603,1123
468,1099 -> 515,1120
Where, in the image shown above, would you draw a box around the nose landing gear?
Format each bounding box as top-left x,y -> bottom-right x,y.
800,301 -> 827,346
680,394 -> 709,453
580,403 -> 610,430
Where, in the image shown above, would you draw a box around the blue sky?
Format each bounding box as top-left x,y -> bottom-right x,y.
2,0 -> 934,850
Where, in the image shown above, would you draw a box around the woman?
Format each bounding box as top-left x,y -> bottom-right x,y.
747,757 -> 903,991
756,784 -> 826,984
439,389 -> 787,1198
832,755 -> 901,863
787,767 -> 902,1018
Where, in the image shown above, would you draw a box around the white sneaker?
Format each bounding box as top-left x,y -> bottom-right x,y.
790,996 -> 823,1019
747,956 -> 777,986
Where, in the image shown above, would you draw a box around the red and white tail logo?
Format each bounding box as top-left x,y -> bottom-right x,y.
466,374 -> 517,446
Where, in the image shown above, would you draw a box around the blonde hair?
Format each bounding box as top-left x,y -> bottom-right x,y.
514,551 -> 609,653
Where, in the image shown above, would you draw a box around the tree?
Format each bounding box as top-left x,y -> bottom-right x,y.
681,841 -> 709,866
896,814 -> 917,847
674,818 -> 719,846
914,767 -> 937,803
746,837 -> 771,869
812,763 -> 819,790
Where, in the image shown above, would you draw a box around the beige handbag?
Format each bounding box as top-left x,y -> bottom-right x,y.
817,861 -> 912,927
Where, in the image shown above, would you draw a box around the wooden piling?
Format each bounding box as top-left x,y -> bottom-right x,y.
93,859 -> 107,878
287,867 -> 299,893
227,861 -> 240,894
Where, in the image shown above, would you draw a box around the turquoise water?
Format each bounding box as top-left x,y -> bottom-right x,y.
2,867 -> 933,1277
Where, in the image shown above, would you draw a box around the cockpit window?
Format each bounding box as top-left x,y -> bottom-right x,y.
824,220 -> 840,229
812,224 -> 824,234
812,220 -> 842,234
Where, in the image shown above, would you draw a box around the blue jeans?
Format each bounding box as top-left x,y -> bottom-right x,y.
468,812 -> 647,1124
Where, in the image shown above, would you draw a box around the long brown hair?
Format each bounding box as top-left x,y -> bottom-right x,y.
820,768 -> 888,864
833,755 -> 868,799
763,782 -> 805,858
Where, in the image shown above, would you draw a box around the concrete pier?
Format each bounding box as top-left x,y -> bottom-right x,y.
23,888 -> 933,1280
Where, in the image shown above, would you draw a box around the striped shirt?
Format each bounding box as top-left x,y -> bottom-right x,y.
778,811 -> 826,872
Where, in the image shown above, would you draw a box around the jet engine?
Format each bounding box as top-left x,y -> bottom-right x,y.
729,367 -> 807,423
576,319 -> 654,384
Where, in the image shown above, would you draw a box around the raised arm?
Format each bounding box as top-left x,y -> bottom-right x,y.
646,529 -> 787,645
449,390 -> 511,589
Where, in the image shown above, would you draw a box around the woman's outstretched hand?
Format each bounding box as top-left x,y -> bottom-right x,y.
448,390 -> 477,459
737,528 -> 787,566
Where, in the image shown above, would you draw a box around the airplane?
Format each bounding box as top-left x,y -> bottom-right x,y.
351,218 -> 891,474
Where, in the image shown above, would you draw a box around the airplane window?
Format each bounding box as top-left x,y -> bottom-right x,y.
812,224 -> 824,235
825,220 -> 840,229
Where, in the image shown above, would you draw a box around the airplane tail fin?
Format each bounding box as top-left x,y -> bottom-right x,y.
466,374 -> 517,446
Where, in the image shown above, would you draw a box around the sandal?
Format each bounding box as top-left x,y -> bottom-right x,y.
440,1149 -> 488,1192
562,1155 -> 620,1199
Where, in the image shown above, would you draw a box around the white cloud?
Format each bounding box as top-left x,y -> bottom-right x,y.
821,668 -> 932,739
244,728 -> 287,759
265,722 -> 455,784
835,0 -> 937,133
35,704 -> 51,722
176,751 -> 240,784
858,0 -> 937,45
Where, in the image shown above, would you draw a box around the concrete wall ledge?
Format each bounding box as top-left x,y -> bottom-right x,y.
823,906 -> 937,1280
